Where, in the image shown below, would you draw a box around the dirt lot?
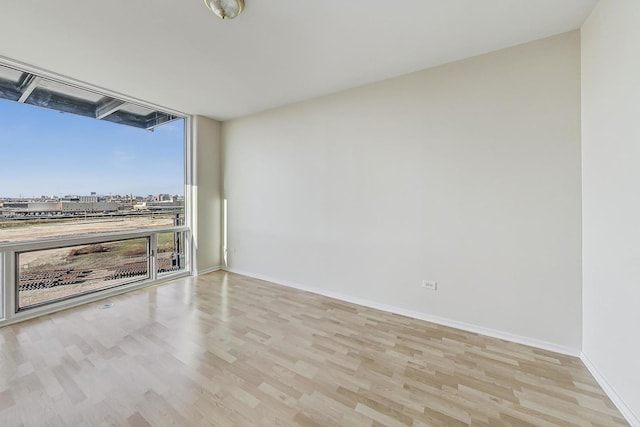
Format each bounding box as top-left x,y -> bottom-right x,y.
0,216 -> 175,243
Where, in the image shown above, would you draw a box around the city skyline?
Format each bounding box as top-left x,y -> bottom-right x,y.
0,192 -> 184,200
0,99 -> 185,198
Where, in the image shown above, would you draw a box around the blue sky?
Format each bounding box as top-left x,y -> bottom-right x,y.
0,99 -> 184,198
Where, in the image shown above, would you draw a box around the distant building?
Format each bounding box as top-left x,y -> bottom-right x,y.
27,202 -> 62,212
25,201 -> 118,214
61,202 -> 118,212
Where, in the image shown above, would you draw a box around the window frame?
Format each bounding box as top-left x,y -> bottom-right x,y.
0,56 -> 193,326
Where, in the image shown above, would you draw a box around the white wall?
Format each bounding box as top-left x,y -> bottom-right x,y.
191,115 -> 223,273
581,1 -> 640,423
223,32 -> 582,351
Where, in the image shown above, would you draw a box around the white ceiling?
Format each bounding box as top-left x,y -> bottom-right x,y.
0,0 -> 597,121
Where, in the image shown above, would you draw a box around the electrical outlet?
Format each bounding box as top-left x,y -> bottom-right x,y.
421,280 -> 437,290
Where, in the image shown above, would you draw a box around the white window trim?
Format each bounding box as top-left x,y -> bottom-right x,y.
0,56 -> 194,325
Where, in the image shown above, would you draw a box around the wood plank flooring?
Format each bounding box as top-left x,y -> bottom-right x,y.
0,271 -> 628,426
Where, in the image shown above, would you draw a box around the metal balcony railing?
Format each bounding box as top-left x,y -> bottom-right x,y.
0,226 -> 190,325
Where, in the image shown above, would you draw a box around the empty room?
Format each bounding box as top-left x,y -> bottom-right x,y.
0,0 -> 638,426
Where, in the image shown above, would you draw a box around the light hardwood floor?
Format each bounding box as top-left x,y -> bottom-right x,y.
0,271 -> 628,426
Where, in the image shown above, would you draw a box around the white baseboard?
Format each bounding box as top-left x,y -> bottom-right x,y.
223,267 -> 580,357
195,265 -> 224,276
581,352 -> 639,427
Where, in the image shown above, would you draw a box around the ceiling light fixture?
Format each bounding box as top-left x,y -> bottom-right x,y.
204,0 -> 245,20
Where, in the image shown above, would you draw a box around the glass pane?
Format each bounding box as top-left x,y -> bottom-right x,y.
17,237 -> 149,310
157,231 -> 186,274
0,77 -> 185,245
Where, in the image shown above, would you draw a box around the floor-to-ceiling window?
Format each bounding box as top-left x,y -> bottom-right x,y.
0,62 -> 189,320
